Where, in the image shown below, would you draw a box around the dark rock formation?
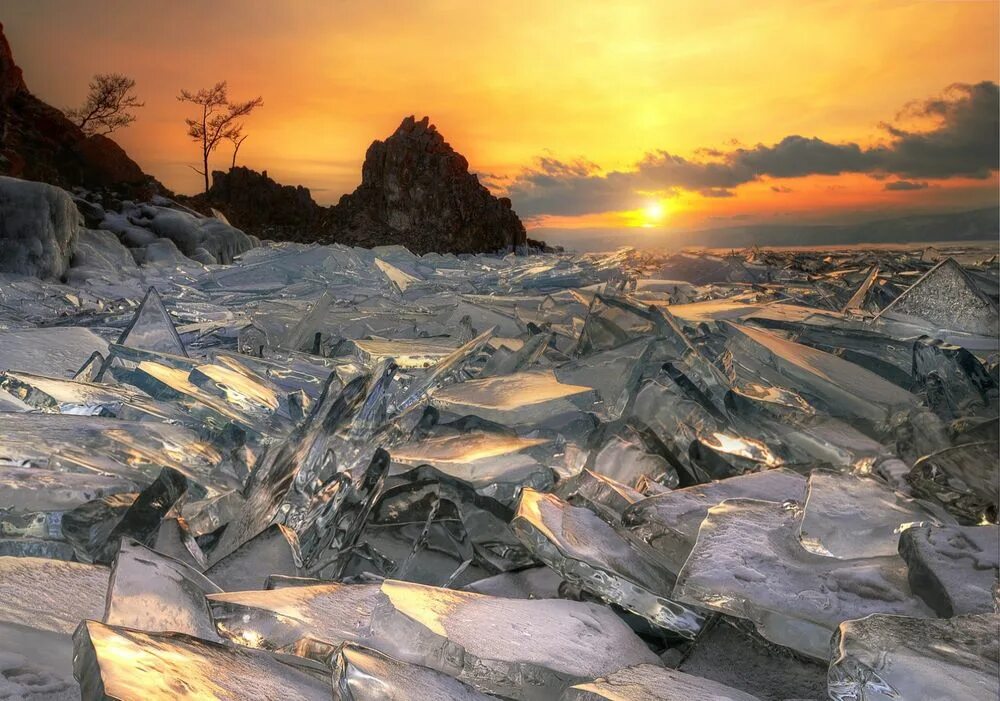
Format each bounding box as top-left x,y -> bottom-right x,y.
192,167 -> 325,241
326,116 -> 527,254
197,118 -> 535,254
0,22 -> 156,195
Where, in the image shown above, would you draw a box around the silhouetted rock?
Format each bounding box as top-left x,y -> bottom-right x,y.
0,22 -> 155,194
196,167 -> 325,240
327,116 -> 528,254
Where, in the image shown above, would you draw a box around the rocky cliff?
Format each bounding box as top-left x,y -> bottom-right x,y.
0,22 -> 154,194
201,117 -> 532,254
326,116 -> 527,254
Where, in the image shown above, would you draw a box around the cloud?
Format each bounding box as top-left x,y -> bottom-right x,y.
506,81 -> 998,216
770,185 -> 794,193
883,180 -> 929,191
698,188 -> 736,198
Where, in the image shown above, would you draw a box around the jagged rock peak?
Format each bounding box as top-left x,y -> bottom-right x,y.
329,115 -> 528,254
0,22 -> 27,101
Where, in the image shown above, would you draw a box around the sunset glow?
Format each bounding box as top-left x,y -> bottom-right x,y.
5,0 -> 997,246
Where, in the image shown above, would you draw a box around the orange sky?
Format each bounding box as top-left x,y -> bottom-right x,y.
5,0 -> 999,241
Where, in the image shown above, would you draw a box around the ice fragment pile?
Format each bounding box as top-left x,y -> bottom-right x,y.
0,241 -> 997,699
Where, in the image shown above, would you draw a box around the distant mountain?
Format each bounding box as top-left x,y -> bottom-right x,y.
539,207 -> 999,251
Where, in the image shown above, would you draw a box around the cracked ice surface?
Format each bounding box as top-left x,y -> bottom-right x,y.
0,241 -> 997,699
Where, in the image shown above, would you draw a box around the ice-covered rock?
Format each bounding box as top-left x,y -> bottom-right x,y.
0,175 -> 80,278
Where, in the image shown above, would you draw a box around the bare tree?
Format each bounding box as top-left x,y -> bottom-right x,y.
227,125 -> 249,169
65,73 -> 144,135
177,81 -> 262,193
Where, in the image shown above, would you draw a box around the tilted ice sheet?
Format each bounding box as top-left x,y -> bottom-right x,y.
622,469 -> 807,574
673,498 -> 934,659
332,643 -> 495,701
73,620 -> 332,701
828,613 -> 999,701
512,489 -> 705,637
561,663 -> 762,701
0,327 -> 109,377
430,369 -> 597,425
0,557 -> 108,634
211,579 -> 660,701
104,539 -> 221,640
898,524 -> 999,616
798,469 -> 953,559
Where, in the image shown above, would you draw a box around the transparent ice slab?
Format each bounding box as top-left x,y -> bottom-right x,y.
513,488 -> 705,637
206,524 -> 303,591
828,613 -> 999,701
104,538 -> 221,640
798,469 -> 953,559
876,257 -> 999,336
898,524 -> 999,616
0,327 -> 109,378
561,663 -> 762,701
0,464 -> 136,541
622,469 -> 807,574
906,441 -> 998,524
553,468 -> 644,526
673,498 -> 934,659
390,431 -> 553,504
430,369 -> 597,426
0,413 -> 225,492
211,579 -> 661,701
73,620 -> 332,700
0,557 -> 107,634
722,322 -> 918,427
332,643 -> 496,700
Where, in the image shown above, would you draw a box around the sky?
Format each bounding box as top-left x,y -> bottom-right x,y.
5,0 -> 999,246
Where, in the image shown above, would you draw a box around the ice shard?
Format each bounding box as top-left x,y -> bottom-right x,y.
622,469 -> 807,574
898,524 -> 999,616
431,369 -> 597,425
876,257 -> 1000,336
673,499 -> 933,659
63,467 -> 187,564
332,643 -> 496,700
104,538 -> 222,640
73,620 -> 332,700
116,286 -> 188,357
513,488 -> 705,637
390,431 -> 553,503
798,469 -> 952,559
205,523 -> 303,591
0,557 -> 108,634
828,613 -> 999,701
561,664 -> 762,701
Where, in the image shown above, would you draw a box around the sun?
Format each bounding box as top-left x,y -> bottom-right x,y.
641,201 -> 666,227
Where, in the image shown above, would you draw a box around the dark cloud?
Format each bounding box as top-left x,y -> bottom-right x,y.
698,188 -> 736,198
884,180 -> 929,191
770,185 -> 794,193
506,82 -> 999,216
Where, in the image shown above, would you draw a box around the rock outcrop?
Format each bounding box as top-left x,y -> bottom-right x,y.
194,167 -> 325,241
327,116 -> 527,254
0,22 -> 154,194
0,175 -> 81,278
